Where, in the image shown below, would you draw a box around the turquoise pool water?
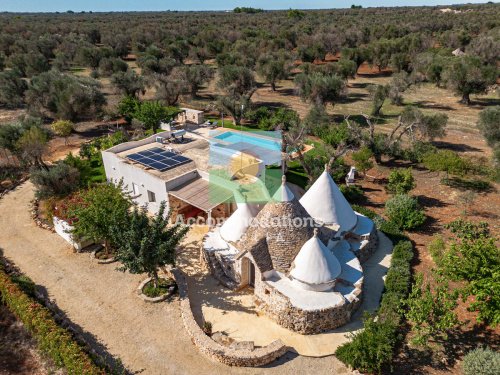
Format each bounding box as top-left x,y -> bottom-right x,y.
213,131 -> 281,152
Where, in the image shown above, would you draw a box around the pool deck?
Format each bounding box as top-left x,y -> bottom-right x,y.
185,125 -> 314,162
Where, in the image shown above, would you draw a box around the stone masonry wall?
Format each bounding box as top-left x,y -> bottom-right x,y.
172,268 -> 288,367
356,229 -> 379,264
255,278 -> 363,335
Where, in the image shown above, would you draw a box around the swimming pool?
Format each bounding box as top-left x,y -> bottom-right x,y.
213,131 -> 282,152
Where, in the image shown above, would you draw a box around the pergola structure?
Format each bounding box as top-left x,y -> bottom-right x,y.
168,176 -> 233,224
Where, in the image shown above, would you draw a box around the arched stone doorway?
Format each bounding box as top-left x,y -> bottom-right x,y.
241,257 -> 256,287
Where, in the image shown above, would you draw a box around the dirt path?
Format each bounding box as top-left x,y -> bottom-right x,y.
0,182 -> 353,375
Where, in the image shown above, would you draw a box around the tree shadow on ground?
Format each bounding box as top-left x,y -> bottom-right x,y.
337,92 -> 368,104
276,87 -> 295,97
472,97 -> 500,107
349,82 -> 370,89
416,195 -> 448,209
412,100 -> 456,112
75,124 -> 114,139
441,177 -> 495,193
358,71 -> 393,78
432,140 -> 483,153
252,100 -> 289,109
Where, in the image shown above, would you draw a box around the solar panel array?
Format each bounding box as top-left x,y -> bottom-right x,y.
126,147 -> 192,172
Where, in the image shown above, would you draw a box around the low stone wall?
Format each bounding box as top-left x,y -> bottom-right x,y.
171,268 -> 288,367
256,278 -> 362,334
356,229 -> 379,264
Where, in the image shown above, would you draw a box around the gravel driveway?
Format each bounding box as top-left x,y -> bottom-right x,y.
0,182 -> 353,375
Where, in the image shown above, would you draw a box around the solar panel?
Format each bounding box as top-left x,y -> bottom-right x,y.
156,151 -> 174,157
171,155 -> 190,163
138,150 -> 155,157
149,154 -> 167,162
128,154 -> 146,162
126,147 -> 192,172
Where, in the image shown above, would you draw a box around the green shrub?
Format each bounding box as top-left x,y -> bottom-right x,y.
462,347 -> 500,375
422,149 -> 471,177
378,217 -> 408,243
385,194 -> 426,230
30,163 -> 81,199
0,269 -> 104,374
384,264 -> 412,297
428,235 -> 446,265
386,168 -> 415,195
340,184 -> 364,203
336,315 -> 398,374
405,273 -> 459,346
391,240 -> 413,262
445,219 -> 489,240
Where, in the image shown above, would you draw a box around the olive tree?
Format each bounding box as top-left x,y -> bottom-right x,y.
256,52 -> 291,91
444,56 -> 496,105
111,69 -> 145,97
217,65 -> 256,97
25,71 -> 106,121
295,72 -> 346,107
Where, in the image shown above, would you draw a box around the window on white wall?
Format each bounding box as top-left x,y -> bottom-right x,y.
132,183 -> 140,196
147,190 -> 156,202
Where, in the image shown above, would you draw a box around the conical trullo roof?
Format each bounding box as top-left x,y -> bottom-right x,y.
299,165 -> 357,232
272,175 -> 295,202
290,228 -> 342,292
238,175 -> 316,273
220,202 -> 256,242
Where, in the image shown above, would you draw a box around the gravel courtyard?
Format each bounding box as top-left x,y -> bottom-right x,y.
0,182 -> 354,375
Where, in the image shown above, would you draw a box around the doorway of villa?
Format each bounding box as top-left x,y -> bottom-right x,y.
242,257 -> 256,288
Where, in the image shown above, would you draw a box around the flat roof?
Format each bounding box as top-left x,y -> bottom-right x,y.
169,176 -> 233,212
180,107 -> 204,114
113,139 -> 209,181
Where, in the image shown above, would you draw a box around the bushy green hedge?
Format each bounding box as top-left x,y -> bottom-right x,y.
0,269 -> 105,374
335,209 -> 414,374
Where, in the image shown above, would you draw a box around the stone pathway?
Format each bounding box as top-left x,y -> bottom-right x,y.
179,228 -> 393,357
0,182 -> 354,374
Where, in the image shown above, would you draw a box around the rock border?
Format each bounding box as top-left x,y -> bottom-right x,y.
30,198 -> 56,232
136,277 -> 176,303
90,250 -> 116,264
171,268 -> 288,367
